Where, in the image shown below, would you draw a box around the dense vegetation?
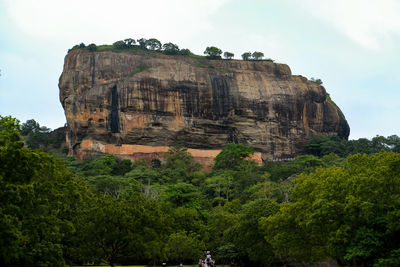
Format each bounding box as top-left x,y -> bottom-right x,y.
68,38 -> 274,62
1,116 -> 400,266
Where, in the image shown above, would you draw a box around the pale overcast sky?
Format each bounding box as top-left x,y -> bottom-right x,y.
1,0 -> 399,139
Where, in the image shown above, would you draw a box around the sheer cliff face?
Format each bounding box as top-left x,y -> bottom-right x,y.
59,50 -> 349,161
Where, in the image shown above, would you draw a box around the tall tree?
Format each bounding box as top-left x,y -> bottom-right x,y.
162,42 -> 180,55
204,46 -> 222,59
0,116 -> 91,266
241,52 -> 252,60
252,51 -> 264,60
223,51 -> 234,59
146,38 -> 162,50
262,152 -> 400,266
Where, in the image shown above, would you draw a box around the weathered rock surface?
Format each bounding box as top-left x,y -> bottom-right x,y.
59,49 -> 349,163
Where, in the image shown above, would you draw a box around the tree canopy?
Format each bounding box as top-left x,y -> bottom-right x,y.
204,46 -> 222,59
3,114 -> 400,266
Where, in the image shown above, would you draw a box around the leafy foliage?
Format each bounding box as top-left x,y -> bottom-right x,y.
252,51 -> 264,60
262,152 -> 400,265
223,51 -> 234,59
204,46 -> 222,59
3,115 -> 400,266
162,42 -> 180,55
241,52 -> 252,60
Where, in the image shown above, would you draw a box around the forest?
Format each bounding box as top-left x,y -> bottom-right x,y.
1,115 -> 400,267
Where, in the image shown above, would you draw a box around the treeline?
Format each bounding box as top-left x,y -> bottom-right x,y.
19,119 -> 67,153
1,116 -> 400,266
69,38 -> 274,61
306,134 -> 400,157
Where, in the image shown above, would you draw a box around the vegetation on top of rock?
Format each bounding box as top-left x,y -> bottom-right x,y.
223,51 -> 234,59
68,38 -> 275,62
310,77 -> 323,85
203,46 -> 223,59
241,51 -> 273,61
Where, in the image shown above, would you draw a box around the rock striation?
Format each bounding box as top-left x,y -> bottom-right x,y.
59,49 -> 349,165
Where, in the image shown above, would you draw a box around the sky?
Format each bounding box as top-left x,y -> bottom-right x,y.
0,0 -> 399,139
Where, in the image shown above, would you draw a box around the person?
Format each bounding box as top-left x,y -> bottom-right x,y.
204,251 -> 212,267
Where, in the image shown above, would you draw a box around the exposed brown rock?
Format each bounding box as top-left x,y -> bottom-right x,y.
59,49 -> 349,164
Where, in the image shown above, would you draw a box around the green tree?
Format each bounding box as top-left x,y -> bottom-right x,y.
162,182 -> 203,209
227,199 -> 279,265
137,38 -> 148,49
162,42 -> 180,55
124,38 -> 136,46
310,77 -> 323,85
252,51 -> 264,60
162,146 -> 201,182
262,152 -> 400,265
20,119 -> 50,135
112,40 -> 127,49
241,52 -> 252,60
223,51 -> 234,59
146,38 -> 162,50
207,171 -> 234,204
214,143 -> 255,171
204,46 -> 222,59
77,195 -> 148,267
207,204 -> 240,253
164,231 -> 205,264
178,48 -> 191,56
0,115 -> 91,266
87,43 -> 97,51
83,154 -> 119,176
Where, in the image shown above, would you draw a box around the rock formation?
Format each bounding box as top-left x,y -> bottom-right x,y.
59,49 -> 349,166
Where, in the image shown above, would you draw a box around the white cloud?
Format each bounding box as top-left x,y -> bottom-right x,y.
292,0 -> 400,50
4,0 -> 229,49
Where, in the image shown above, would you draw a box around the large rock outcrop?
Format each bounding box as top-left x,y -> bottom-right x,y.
59,49 -> 349,165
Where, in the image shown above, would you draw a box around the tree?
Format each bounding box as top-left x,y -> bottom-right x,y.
223,51 -> 234,59
146,38 -> 162,50
137,38 -> 148,49
113,40 -> 127,49
84,154 -> 119,176
241,52 -> 252,60
207,171 -> 234,204
214,143 -> 255,171
178,48 -> 191,56
227,199 -> 279,265
252,51 -> 264,60
262,152 -> 400,265
161,182 -> 202,209
161,146 -> 201,183
20,119 -> 50,135
77,195 -> 147,267
204,46 -> 222,59
124,38 -> 136,47
310,77 -> 323,85
87,43 -> 97,51
162,42 -> 180,55
164,231 -> 205,264
207,204 -> 240,253
0,115 -> 92,266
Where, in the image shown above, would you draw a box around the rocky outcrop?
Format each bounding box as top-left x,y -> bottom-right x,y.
59,49 -> 349,164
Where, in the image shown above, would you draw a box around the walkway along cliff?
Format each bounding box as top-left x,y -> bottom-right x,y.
59,49 -> 349,168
